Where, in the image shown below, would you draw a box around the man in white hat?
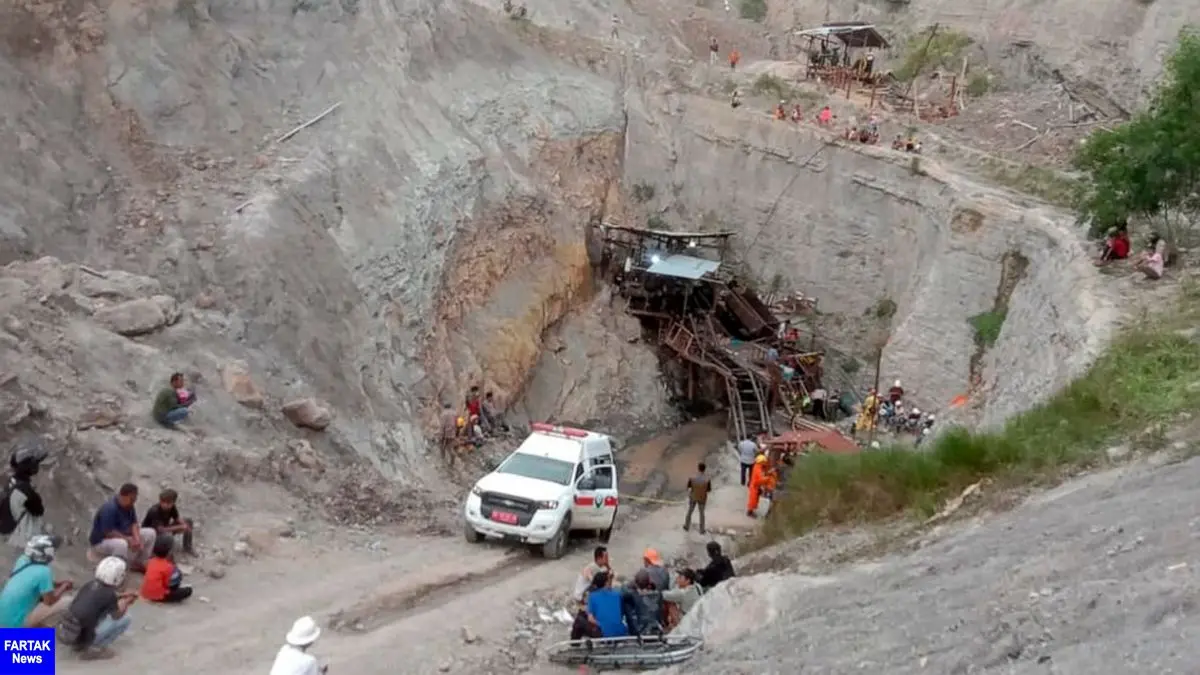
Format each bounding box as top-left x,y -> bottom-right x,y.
270,616 -> 326,675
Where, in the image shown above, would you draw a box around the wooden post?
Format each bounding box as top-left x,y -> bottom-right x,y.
845,69 -> 853,99
688,362 -> 696,401
869,79 -> 877,109
948,75 -> 958,111
865,337 -> 885,448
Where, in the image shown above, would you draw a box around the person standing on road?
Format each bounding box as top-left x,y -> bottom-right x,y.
438,402 -> 458,464
610,13 -> 620,40
682,462 -> 710,534
709,36 -> 719,66
737,436 -> 757,486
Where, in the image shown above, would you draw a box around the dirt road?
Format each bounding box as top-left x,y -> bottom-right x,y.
56,418 -> 740,675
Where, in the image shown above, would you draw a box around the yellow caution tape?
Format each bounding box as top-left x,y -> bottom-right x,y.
622,494 -> 688,506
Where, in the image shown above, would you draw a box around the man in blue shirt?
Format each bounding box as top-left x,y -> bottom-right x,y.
584,572 -> 629,638
88,484 -> 157,572
0,535 -> 72,627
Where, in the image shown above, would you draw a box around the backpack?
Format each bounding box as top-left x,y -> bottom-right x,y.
0,480 -> 20,535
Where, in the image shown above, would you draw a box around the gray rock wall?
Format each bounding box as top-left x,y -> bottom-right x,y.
624,93 -> 1117,426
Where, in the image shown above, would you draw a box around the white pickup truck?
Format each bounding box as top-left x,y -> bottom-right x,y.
462,423 -> 619,559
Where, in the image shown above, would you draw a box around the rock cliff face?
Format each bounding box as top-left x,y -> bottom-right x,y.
623,94 -> 1117,426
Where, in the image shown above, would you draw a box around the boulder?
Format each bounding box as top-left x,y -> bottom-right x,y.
93,295 -> 180,336
75,269 -> 162,300
281,398 -> 332,431
286,438 -> 324,471
221,360 -> 265,409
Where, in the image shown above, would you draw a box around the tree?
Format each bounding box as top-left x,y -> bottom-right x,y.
1074,29 -> 1200,239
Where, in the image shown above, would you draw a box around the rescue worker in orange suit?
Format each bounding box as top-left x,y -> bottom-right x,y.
761,460 -> 780,517
746,454 -> 768,518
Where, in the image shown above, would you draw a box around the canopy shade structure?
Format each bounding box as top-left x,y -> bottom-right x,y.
794,22 -> 889,49
645,254 -> 721,280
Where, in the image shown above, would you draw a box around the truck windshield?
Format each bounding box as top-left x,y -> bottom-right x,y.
496,453 -> 575,485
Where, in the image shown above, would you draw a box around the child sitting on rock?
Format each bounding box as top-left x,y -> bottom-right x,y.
140,536 -> 193,604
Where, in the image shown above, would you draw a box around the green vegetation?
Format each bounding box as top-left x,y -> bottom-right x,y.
1073,29 -> 1200,238
646,214 -> 667,230
894,28 -> 972,81
758,288 -> 1200,546
872,297 -> 898,320
750,74 -> 793,100
965,72 -> 992,97
979,159 -> 1081,209
968,309 -> 1006,347
750,74 -> 821,106
841,358 -> 862,375
739,0 -> 767,22
631,182 -> 656,204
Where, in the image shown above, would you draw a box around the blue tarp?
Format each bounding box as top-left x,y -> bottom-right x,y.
645,254 -> 721,280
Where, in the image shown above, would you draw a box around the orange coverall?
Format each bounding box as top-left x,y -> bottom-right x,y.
746,461 -> 766,513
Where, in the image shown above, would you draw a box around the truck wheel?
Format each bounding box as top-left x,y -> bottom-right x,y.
598,508 -> 617,543
540,517 -> 570,560
463,522 -> 484,544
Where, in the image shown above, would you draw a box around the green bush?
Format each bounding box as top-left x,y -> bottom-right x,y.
631,182 -> 656,204
965,72 -> 991,97
756,306 -> 1200,546
969,309 -> 1006,347
750,74 -> 793,100
740,0 -> 767,22
894,28 -> 972,81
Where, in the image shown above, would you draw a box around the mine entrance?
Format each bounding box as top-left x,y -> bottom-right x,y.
594,223 -> 839,444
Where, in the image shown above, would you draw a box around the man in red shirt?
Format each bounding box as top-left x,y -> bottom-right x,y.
465,386 -> 482,418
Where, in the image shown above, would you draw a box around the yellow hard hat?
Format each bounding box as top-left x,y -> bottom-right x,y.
755,454 -> 767,464
456,416 -> 466,428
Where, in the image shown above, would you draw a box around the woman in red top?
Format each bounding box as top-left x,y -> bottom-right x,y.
1098,226 -> 1131,264
140,537 -> 193,603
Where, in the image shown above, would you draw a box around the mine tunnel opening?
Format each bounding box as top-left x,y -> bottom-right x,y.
590,221 -> 849,458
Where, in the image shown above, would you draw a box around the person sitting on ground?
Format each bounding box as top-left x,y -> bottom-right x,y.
465,385 -> 483,420
858,126 -> 872,143
3,437 -> 50,551
888,380 -> 904,404
891,134 -> 905,150
626,569 -> 666,635
1133,233 -> 1167,280
580,571 -> 627,639
698,541 -> 735,590
141,535 -> 193,604
817,106 -> 833,126
661,568 -> 703,628
481,391 -> 508,433
572,545 -> 612,606
57,556 -> 137,661
730,88 -> 741,109
1097,226 -> 1132,265
0,535 -> 73,628
270,616 -> 328,675
142,488 -> 195,555
465,414 -> 486,448
153,372 -> 196,428
638,548 -> 671,592
791,104 -> 803,122
774,101 -> 787,120
88,483 -> 158,572
905,136 -> 922,153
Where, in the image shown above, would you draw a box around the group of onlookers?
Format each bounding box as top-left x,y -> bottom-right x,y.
0,480 -> 197,660
569,542 -> 736,640
438,385 -> 509,463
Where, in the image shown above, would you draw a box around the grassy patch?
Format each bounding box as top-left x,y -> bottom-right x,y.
894,28 -> 972,81
631,181 -> 655,204
969,309 -> 1006,347
739,0 -> 767,21
756,294 -> 1200,548
980,160 -> 1082,209
965,72 -> 992,97
750,74 -> 793,100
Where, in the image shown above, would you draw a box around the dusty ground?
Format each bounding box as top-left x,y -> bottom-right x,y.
667,450 -> 1200,675
51,417 -> 737,674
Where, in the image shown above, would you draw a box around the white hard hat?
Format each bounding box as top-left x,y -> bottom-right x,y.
928,414 -> 936,421
286,616 -> 322,647
870,441 -> 881,449
94,556 -> 127,587
912,408 -> 921,415
894,380 -> 901,388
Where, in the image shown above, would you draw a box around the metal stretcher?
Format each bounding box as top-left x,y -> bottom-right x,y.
545,634 -> 703,670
